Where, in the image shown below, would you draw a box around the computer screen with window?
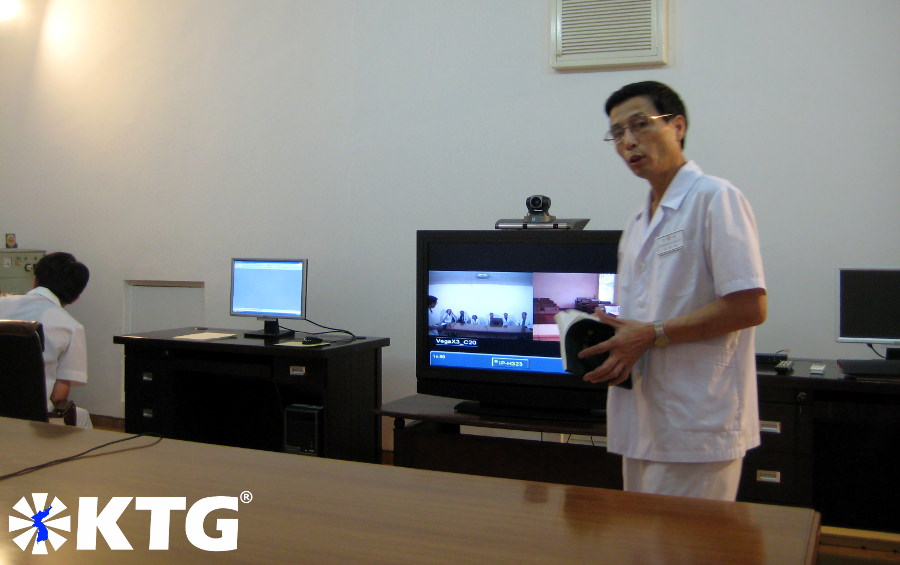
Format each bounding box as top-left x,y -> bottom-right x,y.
230,258 -> 307,339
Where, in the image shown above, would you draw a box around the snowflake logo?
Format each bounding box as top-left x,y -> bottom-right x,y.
8,493 -> 71,554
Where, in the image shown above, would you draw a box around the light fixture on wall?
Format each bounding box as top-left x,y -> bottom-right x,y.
0,0 -> 24,22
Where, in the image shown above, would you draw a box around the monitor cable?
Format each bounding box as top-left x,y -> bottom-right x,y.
0,432 -> 163,482
279,317 -> 358,343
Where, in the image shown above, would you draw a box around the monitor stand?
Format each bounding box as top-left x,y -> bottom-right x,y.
244,319 -> 295,340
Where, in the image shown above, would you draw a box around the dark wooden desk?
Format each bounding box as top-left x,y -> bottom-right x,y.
114,328 -> 389,462
753,360 -> 900,533
0,417 -> 819,564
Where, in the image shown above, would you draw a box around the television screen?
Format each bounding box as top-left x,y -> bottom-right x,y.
427,270 -> 617,373
230,258 -> 308,338
417,230 -> 621,421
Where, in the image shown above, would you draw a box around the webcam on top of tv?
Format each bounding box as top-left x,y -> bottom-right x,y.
495,195 -> 589,230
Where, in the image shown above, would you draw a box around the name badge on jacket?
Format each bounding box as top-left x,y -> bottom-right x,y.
656,230 -> 684,256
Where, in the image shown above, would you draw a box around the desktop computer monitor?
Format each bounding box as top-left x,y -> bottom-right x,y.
836,267 -> 900,351
836,267 -> 900,378
230,258 -> 308,339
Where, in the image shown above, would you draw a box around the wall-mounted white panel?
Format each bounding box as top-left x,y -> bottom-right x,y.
124,281 -> 205,333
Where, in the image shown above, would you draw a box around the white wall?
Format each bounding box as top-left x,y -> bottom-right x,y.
1,0 -> 898,418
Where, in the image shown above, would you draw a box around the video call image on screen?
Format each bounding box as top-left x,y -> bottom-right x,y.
427,270 -> 616,374
231,260 -> 306,319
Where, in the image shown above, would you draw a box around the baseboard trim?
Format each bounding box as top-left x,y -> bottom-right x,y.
90,414 -> 126,432
820,525 -> 900,554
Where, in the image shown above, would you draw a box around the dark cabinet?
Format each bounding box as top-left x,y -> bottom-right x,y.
739,386 -> 813,505
742,361 -> 900,533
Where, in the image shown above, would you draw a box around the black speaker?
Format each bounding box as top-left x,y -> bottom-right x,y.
284,404 -> 322,456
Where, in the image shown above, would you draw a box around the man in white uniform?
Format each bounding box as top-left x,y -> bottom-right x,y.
0,252 -> 92,428
579,82 -> 766,501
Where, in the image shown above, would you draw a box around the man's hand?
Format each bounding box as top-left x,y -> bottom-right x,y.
50,380 -> 72,408
579,312 -> 654,386
579,289 -> 767,386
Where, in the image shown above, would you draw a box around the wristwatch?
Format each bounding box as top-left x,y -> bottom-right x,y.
653,320 -> 669,347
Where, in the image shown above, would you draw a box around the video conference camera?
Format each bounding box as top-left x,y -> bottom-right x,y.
526,195 -> 552,217
495,195 -> 589,230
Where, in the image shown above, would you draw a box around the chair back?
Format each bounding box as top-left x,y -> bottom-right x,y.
0,319 -> 48,422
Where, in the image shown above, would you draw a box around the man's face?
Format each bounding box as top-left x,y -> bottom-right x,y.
608,95 -> 685,182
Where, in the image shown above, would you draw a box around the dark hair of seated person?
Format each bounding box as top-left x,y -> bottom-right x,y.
34,252 -> 90,305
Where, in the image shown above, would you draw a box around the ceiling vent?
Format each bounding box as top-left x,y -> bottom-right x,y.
551,0 -> 668,70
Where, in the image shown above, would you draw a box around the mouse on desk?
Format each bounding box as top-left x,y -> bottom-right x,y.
302,336 -> 324,345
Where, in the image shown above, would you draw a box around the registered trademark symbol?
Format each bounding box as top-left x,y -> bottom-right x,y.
239,491 -> 253,504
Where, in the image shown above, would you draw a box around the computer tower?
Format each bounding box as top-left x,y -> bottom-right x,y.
284,404 -> 322,456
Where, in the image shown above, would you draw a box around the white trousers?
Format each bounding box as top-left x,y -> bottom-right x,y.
622,457 -> 744,501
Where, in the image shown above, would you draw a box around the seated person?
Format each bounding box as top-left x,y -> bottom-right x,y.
519,311 -> 532,328
0,252 -> 92,428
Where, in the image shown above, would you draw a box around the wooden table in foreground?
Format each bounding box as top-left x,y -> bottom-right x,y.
0,417 -> 819,564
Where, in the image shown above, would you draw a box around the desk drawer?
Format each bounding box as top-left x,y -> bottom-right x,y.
273,358 -> 326,385
757,402 -> 797,452
123,363 -> 175,434
124,392 -> 176,435
739,450 -> 812,506
123,355 -> 168,389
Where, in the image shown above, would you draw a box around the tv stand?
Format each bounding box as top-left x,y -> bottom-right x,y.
380,394 -> 622,489
453,400 -> 605,423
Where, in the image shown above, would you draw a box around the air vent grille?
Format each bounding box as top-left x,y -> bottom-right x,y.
552,0 -> 668,70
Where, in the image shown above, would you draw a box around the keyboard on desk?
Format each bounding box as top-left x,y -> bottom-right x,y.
838,359 -> 900,378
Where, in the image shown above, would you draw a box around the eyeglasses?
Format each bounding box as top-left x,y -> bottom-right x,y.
604,113 -> 674,144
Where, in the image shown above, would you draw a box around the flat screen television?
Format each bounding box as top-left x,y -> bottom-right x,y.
416,230 -> 622,421
836,267 -> 900,361
230,258 -> 308,339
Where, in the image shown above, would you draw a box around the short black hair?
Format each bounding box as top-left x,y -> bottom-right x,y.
34,252 -> 90,305
604,81 -> 688,148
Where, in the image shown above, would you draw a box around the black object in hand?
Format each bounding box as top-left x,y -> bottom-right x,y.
562,318 -> 632,389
